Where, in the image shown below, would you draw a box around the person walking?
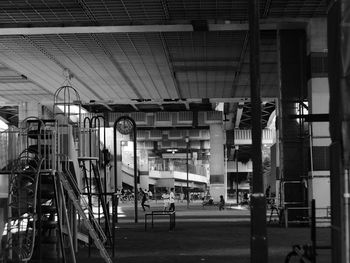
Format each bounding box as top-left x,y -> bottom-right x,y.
265,185 -> 271,204
219,195 -> 225,210
169,188 -> 175,211
140,188 -> 150,211
148,190 -> 153,200
162,189 -> 169,211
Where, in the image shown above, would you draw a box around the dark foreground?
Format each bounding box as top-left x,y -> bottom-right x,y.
77,202 -> 331,263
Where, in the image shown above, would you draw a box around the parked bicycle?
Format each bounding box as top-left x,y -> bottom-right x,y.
284,244 -> 314,263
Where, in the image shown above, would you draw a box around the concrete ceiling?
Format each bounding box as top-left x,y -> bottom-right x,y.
0,0 -> 327,120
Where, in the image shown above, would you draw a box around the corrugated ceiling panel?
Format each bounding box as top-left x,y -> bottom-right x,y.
0,0 -> 327,25
0,0 -> 328,107
0,35 -> 118,103
167,0 -> 248,21
164,31 -> 245,99
0,82 -> 47,95
3,32 -> 177,103
0,1 -> 89,23
0,37 -> 64,101
27,34 -> 132,100
269,0 -> 327,17
101,33 -> 177,99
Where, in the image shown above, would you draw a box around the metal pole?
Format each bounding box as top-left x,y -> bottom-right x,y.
311,199 -> 316,263
113,120 -> 118,225
114,116 -> 138,223
248,0 -> 268,262
133,123 -> 138,223
112,195 -> 116,258
186,136 -> 189,208
236,149 -> 239,204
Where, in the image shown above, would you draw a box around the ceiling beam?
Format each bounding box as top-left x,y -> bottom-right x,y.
160,33 -> 182,98
50,97 -> 274,106
0,19 -> 310,35
174,65 -> 237,72
0,25 -> 194,35
130,104 -> 140,111
172,58 -> 240,63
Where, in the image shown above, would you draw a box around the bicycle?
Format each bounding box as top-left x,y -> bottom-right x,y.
284,244 -> 314,263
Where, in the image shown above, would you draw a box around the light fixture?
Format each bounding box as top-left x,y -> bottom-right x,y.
166,148 -> 178,153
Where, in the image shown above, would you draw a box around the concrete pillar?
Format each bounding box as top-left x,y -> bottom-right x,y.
209,124 -> 226,201
116,140 -> 123,190
138,149 -> 149,190
279,29 -> 309,210
307,18 -> 331,213
328,2 -> 350,261
106,128 -> 122,191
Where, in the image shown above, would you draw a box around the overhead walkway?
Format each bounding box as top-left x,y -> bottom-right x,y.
121,163 -> 208,188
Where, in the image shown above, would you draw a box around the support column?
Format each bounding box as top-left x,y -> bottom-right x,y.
279,29 -> 309,210
139,149 -> 149,190
116,140 -> 123,190
209,124 -> 226,202
307,18 -> 331,218
109,127 -> 123,191
248,1 -> 267,262
328,1 -> 350,262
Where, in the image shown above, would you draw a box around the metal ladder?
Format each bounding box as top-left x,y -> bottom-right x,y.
57,171 -> 112,263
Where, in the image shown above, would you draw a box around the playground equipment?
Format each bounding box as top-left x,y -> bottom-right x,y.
0,85 -> 113,263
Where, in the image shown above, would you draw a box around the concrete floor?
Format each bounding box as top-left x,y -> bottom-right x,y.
77,201 -> 331,263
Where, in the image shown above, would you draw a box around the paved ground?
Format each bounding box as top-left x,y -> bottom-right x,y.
77,201 -> 331,263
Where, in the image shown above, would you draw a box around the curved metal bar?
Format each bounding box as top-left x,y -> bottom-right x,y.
91,116 -> 107,200
53,85 -> 81,108
53,85 -> 82,156
90,117 -> 101,225
83,116 -> 91,129
91,116 -> 101,161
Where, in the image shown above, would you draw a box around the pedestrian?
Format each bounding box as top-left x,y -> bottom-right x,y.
169,188 -> 175,211
265,185 -> 271,204
140,188 -> 150,211
162,189 -> 169,211
265,185 -> 271,198
219,195 -> 225,210
148,189 -> 153,200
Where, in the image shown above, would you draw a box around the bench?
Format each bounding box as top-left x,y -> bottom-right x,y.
145,210 -> 176,231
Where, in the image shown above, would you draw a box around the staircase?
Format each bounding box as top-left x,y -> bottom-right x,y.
57,171 -> 111,263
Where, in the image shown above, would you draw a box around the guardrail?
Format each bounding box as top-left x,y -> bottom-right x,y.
284,206 -> 331,228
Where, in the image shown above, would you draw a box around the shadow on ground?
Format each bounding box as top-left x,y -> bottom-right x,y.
77,203 -> 331,263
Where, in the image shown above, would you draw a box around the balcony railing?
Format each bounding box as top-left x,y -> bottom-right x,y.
148,162 -> 207,177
